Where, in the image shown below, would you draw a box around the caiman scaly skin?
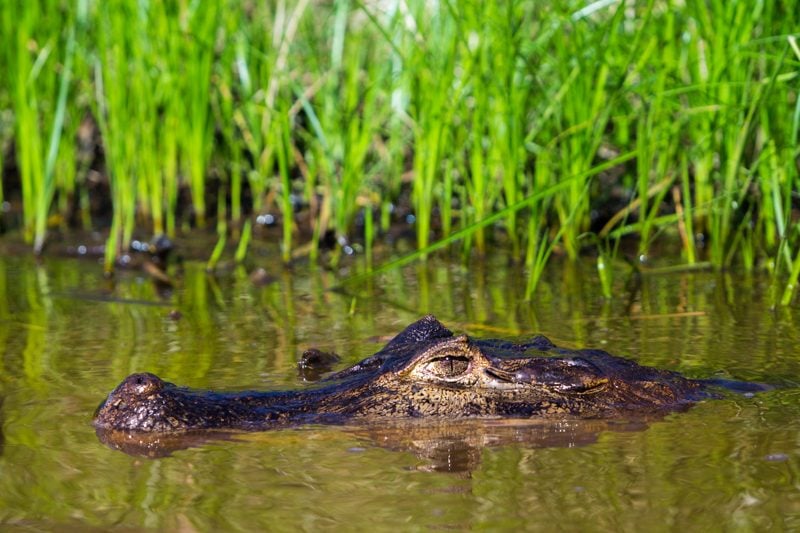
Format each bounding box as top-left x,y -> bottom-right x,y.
93,316 -> 710,433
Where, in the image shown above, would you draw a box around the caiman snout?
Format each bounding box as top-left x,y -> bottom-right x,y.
93,373 -> 169,430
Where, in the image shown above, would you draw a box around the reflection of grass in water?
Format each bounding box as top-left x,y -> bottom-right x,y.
0,2 -> 799,299
0,255 -> 799,529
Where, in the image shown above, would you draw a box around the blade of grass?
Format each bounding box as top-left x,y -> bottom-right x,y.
337,150 -> 637,288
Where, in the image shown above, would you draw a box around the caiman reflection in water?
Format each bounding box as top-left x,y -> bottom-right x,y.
97,418 -> 655,472
94,316 -> 712,440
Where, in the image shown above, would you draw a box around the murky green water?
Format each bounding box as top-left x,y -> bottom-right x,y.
1,253 -> 799,531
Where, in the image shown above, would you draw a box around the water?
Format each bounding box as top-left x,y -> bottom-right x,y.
1,253 -> 799,530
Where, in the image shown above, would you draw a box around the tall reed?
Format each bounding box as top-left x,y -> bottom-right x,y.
3,0 -> 80,252
177,0 -> 219,229
1,0 -> 798,301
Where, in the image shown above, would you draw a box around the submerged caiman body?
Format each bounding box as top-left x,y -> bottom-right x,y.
93,316 -> 711,433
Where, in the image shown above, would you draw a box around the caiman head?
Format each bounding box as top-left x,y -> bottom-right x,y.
93,316 -> 708,434
315,315 -> 708,419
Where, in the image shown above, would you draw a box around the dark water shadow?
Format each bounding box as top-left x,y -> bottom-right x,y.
95,416 -> 662,473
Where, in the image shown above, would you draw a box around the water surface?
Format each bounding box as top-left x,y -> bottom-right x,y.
0,253 -> 799,530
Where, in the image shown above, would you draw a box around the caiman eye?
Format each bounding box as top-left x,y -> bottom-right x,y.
423,356 -> 470,379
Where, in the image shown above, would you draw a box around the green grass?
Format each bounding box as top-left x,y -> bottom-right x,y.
0,0 -> 798,300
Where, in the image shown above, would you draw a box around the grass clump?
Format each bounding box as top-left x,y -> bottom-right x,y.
0,0 -> 798,300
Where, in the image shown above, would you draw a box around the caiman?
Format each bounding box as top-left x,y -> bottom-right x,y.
93,316 -> 723,434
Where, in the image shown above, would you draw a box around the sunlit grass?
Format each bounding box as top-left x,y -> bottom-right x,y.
2,0 -> 82,253
0,0 -> 798,301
